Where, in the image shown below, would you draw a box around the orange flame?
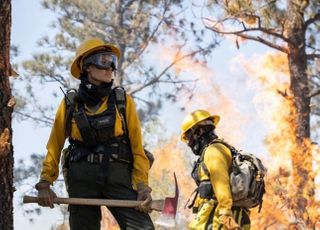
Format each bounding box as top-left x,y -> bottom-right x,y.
101,47 -> 320,229
236,52 -> 320,228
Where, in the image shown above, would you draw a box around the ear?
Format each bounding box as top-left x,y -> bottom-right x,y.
85,65 -> 92,73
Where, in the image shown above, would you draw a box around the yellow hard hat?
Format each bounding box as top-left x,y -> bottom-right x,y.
70,38 -> 121,79
180,109 -> 220,142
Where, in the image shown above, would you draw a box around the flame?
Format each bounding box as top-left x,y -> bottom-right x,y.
154,45 -> 249,146
149,137 -> 196,225
235,52 -> 320,228
100,47 -> 319,228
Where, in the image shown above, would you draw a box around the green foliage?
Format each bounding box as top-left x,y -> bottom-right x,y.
17,0 -> 214,125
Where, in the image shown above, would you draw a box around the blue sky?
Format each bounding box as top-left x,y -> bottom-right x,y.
11,0 -> 272,229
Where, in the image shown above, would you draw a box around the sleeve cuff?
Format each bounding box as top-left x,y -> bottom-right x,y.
40,175 -> 54,185
219,209 -> 233,216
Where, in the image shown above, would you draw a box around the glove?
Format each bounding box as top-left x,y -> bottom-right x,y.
136,182 -> 152,213
219,214 -> 242,230
35,180 -> 57,208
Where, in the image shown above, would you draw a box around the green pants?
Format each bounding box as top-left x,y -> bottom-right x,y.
67,160 -> 154,230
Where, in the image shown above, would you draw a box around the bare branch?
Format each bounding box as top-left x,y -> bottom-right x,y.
206,22 -> 289,54
277,89 -> 290,99
232,32 -> 288,53
306,53 -> 320,60
158,79 -> 197,84
123,3 -> 170,69
309,89 -> 320,98
14,111 -> 53,126
304,12 -> 320,29
204,17 -> 290,43
128,46 -> 208,95
124,0 -> 136,8
133,95 -> 154,106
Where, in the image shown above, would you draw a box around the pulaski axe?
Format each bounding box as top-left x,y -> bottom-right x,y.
23,173 -> 179,226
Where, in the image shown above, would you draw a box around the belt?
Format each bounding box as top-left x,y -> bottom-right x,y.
69,141 -> 132,165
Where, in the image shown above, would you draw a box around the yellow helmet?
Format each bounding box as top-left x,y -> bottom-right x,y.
70,38 -> 121,79
180,109 -> 220,142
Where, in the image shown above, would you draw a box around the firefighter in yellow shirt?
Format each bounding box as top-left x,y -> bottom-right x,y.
181,110 -> 250,230
35,38 -> 154,230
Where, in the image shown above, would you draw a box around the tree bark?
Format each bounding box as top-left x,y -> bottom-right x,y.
0,0 -> 14,229
286,0 -> 313,225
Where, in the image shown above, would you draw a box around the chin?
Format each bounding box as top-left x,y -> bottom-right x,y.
105,79 -> 113,83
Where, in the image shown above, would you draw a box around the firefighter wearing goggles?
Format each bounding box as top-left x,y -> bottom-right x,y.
35,38 -> 154,230
181,110 -> 250,230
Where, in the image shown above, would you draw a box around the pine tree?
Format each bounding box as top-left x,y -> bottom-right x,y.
204,0 -> 320,227
18,0 -> 214,125
0,0 -> 14,229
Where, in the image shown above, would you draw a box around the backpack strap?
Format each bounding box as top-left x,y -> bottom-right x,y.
211,139 -> 239,157
199,138 -> 236,177
113,87 -> 155,168
113,87 -> 129,135
65,89 -> 77,137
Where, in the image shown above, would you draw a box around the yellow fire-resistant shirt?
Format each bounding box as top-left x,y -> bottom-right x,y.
188,142 -> 233,229
40,94 -> 149,189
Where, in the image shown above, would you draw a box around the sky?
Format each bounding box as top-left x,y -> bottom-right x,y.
11,0 -> 67,229
10,0 -> 272,229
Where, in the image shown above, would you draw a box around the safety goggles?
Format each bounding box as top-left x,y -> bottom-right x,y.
82,51 -> 118,71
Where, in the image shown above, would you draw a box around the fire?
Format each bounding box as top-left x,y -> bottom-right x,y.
236,52 -> 320,228
155,45 -> 249,145
149,137 -> 196,226
100,46 -> 319,228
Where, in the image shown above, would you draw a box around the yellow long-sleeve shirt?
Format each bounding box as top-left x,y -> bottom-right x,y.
188,142 -> 233,229
40,93 -> 149,189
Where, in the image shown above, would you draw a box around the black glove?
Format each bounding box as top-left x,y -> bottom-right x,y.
136,182 -> 152,213
35,180 -> 57,208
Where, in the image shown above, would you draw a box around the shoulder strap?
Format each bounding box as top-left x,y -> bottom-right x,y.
113,88 -> 156,168
211,138 -> 239,157
65,89 -> 77,136
199,138 -> 236,177
113,87 -> 128,134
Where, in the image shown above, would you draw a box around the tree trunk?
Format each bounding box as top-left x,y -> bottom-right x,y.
286,0 -> 313,225
0,0 -> 14,229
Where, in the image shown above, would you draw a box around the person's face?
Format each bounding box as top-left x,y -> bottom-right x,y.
86,65 -> 113,85
82,51 -> 117,85
185,120 -> 215,146
185,126 -> 206,147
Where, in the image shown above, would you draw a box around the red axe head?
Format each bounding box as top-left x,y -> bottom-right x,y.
155,173 -> 179,227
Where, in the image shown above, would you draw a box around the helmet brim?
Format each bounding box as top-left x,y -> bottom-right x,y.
180,115 -> 220,142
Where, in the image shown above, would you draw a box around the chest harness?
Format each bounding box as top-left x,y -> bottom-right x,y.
65,87 -> 133,184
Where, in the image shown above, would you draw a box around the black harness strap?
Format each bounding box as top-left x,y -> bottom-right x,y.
74,102 -> 97,147
65,89 -> 77,137
96,92 -> 117,185
113,87 -> 128,133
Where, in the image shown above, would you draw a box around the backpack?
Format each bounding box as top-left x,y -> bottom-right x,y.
203,139 -> 266,211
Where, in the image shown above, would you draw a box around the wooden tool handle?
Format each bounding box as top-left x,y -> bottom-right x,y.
23,196 -> 164,211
